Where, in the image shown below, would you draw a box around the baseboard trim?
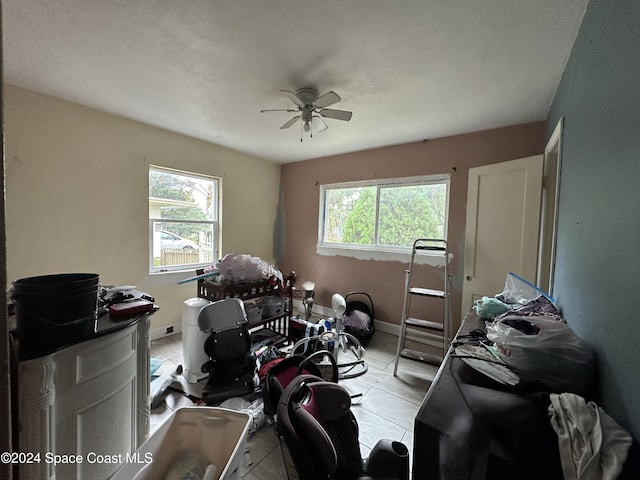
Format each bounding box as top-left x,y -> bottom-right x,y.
150,322 -> 182,341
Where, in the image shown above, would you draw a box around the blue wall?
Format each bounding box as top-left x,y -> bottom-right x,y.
546,0 -> 640,439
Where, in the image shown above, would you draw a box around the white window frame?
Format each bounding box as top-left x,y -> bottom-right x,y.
317,174 -> 450,265
149,166 -> 222,274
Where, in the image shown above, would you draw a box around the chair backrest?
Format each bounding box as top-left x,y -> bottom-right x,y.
276,374 -> 364,480
262,350 -> 338,416
198,298 -> 254,377
204,328 -> 252,370
197,297 -> 247,333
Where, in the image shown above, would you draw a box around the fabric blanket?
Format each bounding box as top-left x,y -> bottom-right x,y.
548,392 -> 632,480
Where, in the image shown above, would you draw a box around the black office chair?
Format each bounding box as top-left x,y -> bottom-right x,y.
276,374 -> 410,480
198,298 -> 258,404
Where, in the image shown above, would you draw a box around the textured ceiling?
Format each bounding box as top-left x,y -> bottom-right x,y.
2,0 -> 588,164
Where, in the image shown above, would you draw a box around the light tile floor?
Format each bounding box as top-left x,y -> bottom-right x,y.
149,328 -> 439,479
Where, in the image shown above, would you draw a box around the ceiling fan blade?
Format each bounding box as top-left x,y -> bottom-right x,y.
315,91 -> 341,109
312,115 -> 328,132
281,90 -> 304,107
280,115 -> 301,129
260,108 -> 298,113
319,108 -> 352,121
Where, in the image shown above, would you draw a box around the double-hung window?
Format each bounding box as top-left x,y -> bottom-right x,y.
149,166 -> 221,273
318,174 -> 449,261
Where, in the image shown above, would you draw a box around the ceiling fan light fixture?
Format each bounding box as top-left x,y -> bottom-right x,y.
261,87 -> 352,139
312,115 -> 328,132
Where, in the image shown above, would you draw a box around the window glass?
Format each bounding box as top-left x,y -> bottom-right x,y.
149,167 -> 220,273
320,175 -> 449,252
378,183 -> 447,247
324,186 -> 376,245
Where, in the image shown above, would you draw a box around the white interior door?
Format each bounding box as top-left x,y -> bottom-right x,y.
461,155 -> 544,318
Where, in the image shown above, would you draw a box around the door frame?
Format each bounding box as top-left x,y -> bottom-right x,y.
536,117 -> 564,298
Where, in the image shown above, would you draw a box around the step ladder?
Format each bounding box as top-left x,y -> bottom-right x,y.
393,238 -> 451,376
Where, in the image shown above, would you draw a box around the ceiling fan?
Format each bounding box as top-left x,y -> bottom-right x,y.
260,88 -> 352,138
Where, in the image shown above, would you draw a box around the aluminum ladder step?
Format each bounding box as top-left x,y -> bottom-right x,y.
408,287 -> 445,298
400,348 -> 443,367
405,317 -> 444,332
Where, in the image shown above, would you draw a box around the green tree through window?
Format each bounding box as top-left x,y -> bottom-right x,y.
343,188 -> 376,244
378,184 -> 446,247
149,170 -> 208,241
322,177 -> 448,249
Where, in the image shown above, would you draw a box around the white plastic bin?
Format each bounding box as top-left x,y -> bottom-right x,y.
182,297 -> 211,383
111,407 -> 251,480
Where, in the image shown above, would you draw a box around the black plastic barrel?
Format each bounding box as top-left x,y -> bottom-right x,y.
13,273 -> 100,295
12,273 -> 100,358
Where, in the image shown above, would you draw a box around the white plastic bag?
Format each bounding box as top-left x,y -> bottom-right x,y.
161,449 -> 214,480
497,272 -> 555,305
219,397 -> 266,435
486,314 -> 595,395
215,253 -> 283,284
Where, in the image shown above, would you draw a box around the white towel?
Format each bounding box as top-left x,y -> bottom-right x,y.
548,393 -> 632,480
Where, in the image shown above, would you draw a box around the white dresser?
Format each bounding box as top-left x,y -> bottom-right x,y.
18,316 -> 150,480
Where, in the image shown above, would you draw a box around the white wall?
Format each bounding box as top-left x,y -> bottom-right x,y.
4,85 -> 281,329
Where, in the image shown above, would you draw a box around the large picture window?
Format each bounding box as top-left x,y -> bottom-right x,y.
319,175 -> 449,256
149,166 -> 221,273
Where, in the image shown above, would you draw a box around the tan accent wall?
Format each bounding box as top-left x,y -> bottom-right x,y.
280,122 -> 545,331
4,85 -> 281,330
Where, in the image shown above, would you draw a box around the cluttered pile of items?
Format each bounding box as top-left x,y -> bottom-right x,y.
143,254 -> 396,480
458,272 -> 635,480
152,253 -> 376,412
9,273 -> 158,360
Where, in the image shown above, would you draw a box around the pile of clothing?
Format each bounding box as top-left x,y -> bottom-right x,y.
473,272 -> 635,479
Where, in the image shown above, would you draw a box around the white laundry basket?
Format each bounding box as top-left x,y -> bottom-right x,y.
111,407 -> 251,480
